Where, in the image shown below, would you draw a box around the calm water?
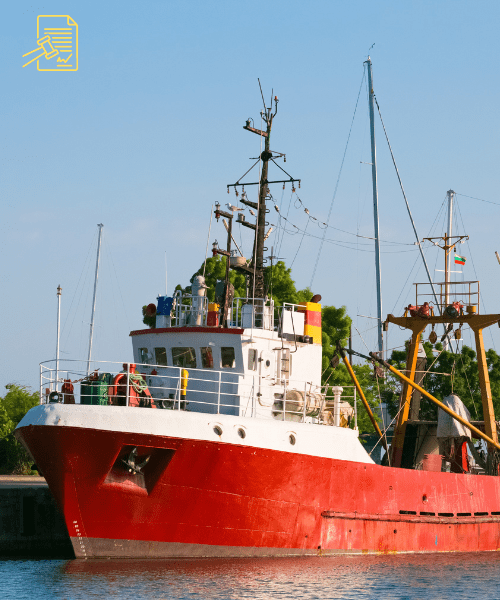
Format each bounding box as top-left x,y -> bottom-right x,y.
1,554 -> 500,599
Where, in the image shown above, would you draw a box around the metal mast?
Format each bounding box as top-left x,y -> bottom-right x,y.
87,223 -> 103,373
225,88 -> 300,303
445,189 -> 455,306
254,115 -> 272,298
366,57 -> 383,356
55,285 -> 62,389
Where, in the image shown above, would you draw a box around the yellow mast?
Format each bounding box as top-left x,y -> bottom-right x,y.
369,349 -> 500,452
387,312 -> 499,455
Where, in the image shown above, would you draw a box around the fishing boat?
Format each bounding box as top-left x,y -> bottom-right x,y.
15,61 -> 500,557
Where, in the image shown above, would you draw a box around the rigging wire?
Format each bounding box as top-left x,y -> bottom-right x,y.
428,196 -> 448,239
310,67 -> 367,288
373,95 -> 443,318
276,188 -> 293,258
268,191 -> 414,248
101,238 -> 120,347
390,251 -> 421,314
354,325 -> 371,353
292,194 -> 413,244
61,229 -> 97,338
272,186 -> 286,257
202,204 -> 214,279
275,221 -> 419,253
455,192 -> 500,207
290,216 -> 310,269
455,198 -> 497,352
103,235 -> 130,330
374,372 -> 391,457
61,230 -> 98,358
457,347 -> 479,419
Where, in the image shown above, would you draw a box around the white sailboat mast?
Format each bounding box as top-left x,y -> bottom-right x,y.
87,223 -> 103,373
55,285 -> 62,389
366,57 -> 384,356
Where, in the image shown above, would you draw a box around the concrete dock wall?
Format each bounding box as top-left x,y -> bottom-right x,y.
0,476 -> 73,557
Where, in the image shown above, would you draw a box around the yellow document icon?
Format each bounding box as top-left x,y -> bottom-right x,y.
37,15 -> 78,71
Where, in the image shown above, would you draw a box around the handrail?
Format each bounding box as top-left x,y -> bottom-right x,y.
38,359 -> 358,427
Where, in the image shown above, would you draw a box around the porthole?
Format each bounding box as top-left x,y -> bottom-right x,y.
265,360 -> 271,367
213,425 -> 222,436
237,428 -> 246,439
289,434 -> 296,445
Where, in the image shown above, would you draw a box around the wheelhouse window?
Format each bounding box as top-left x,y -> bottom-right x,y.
172,347 -> 197,368
248,348 -> 257,371
139,348 -> 149,365
201,347 -> 214,369
154,347 -> 168,366
221,347 -> 235,368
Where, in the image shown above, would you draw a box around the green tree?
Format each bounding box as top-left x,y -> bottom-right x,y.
384,341 -> 500,424
322,362 -> 386,436
321,305 -> 352,369
142,305 -> 156,328
0,384 -> 38,474
143,255 -> 246,327
189,255 -> 247,301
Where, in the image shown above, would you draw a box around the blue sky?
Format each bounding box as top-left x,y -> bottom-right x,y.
2,0 -> 500,392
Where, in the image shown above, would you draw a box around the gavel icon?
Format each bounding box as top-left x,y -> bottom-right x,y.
22,36 -> 59,68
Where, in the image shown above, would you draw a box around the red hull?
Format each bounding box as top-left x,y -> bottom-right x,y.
17,424 -> 500,557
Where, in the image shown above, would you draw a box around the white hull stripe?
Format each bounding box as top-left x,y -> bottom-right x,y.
18,405 -> 374,464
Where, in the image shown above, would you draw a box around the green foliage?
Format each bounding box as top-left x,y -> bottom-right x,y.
190,255 -> 247,301
175,258 -> 315,307
322,362 -> 384,435
264,261 -> 301,306
321,305 -> 352,366
384,342 -> 500,423
142,305 -> 156,328
0,384 -> 39,474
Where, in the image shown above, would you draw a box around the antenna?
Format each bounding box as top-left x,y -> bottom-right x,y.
258,78 -> 267,113
203,204 -> 214,280
225,90 -> 301,300
55,285 -> 62,391
223,218 -> 244,256
164,251 -> 167,295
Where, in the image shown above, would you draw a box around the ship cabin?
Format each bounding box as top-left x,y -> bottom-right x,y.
128,282 -> 346,424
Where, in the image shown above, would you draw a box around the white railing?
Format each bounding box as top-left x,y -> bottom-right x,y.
414,280 -> 480,314
172,291 -> 209,327
229,297 -> 274,330
39,359 -> 358,428
168,291 -> 276,331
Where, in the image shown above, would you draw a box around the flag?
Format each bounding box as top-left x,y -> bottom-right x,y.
455,254 -> 466,265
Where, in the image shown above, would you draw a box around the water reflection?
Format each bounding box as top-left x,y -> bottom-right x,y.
2,553 -> 500,599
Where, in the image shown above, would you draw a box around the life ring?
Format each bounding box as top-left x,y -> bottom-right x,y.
108,373 -> 127,401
